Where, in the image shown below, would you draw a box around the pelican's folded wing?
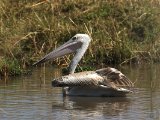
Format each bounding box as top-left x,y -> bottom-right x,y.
96,67 -> 134,89
52,71 -> 104,87
52,67 -> 134,92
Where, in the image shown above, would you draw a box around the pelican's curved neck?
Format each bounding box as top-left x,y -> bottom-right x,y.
69,43 -> 89,74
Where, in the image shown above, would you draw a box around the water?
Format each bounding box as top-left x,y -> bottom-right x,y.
0,64 -> 160,120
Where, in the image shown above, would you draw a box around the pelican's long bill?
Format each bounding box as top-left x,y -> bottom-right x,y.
33,36 -> 82,66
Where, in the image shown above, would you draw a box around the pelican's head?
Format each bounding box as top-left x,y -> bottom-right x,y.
33,33 -> 91,66
72,33 -> 91,44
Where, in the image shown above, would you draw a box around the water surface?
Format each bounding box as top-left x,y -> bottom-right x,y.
0,64 -> 160,120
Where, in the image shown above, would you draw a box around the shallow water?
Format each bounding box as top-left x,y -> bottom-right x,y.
0,64 -> 160,120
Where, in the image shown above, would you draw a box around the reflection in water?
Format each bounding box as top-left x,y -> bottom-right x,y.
0,64 -> 160,120
52,96 -> 131,119
65,97 -> 130,115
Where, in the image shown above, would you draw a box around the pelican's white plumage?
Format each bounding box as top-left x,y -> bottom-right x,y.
34,34 -> 134,97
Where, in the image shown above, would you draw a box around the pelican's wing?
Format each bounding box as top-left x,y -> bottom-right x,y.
96,67 -> 134,89
52,67 -> 134,91
52,71 -> 104,87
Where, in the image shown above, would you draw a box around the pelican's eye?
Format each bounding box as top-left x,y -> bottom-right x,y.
72,36 -> 77,41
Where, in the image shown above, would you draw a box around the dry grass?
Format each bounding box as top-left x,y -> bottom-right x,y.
0,0 -> 160,76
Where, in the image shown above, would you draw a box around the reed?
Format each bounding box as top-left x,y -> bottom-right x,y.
0,0 -> 159,76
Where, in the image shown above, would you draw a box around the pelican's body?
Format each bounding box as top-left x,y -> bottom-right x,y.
53,68 -> 133,97
34,34 -> 134,97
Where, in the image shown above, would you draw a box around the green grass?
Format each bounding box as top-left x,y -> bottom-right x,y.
0,58 -> 22,76
0,0 -> 160,76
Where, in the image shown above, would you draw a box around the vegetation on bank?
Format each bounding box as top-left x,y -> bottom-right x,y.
0,0 -> 160,77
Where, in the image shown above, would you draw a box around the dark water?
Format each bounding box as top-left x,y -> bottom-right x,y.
0,64 -> 160,120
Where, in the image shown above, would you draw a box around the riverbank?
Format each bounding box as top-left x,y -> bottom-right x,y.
0,0 -> 160,77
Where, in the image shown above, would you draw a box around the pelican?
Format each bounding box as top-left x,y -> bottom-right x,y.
34,34 -> 134,97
